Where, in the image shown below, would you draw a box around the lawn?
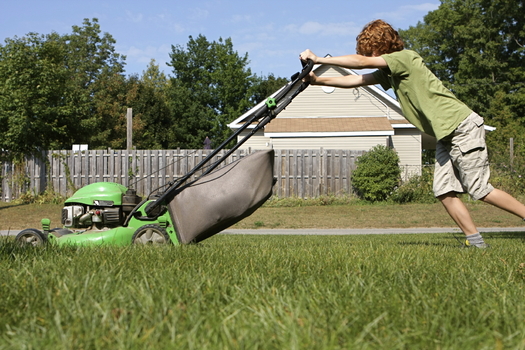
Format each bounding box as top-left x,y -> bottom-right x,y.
1,199 -> 525,349
1,233 -> 525,349
2,199 -> 525,231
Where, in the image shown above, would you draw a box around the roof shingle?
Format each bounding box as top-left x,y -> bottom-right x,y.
265,117 -> 394,133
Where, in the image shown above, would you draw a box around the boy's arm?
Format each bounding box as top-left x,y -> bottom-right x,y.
300,49 -> 385,88
300,49 -> 388,69
308,72 -> 379,88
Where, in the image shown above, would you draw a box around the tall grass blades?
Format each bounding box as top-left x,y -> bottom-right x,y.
1,233 -> 525,349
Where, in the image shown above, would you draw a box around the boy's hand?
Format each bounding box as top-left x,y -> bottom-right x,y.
302,71 -> 318,85
300,49 -> 318,64
300,50 -> 319,85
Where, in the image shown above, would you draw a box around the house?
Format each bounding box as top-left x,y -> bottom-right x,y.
228,61 -> 436,178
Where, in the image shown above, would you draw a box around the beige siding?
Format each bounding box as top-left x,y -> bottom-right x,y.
392,129 -> 422,178
230,64 -> 422,180
236,129 -> 271,150
238,135 -> 388,150
276,66 -> 404,119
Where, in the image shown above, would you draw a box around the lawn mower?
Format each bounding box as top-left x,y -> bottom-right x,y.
15,59 -> 314,247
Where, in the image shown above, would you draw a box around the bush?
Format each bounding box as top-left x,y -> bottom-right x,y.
351,145 -> 401,202
390,166 -> 437,204
263,194 -> 359,207
14,189 -> 65,205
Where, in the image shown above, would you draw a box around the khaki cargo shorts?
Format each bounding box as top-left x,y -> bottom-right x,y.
433,112 -> 494,200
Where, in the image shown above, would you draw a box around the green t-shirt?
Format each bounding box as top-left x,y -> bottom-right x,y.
372,50 -> 472,140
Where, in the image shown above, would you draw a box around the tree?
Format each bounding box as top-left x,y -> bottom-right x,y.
62,18 -> 127,148
167,35 -> 254,148
0,23 -> 291,156
89,71 -> 138,149
0,32 -> 70,161
0,18 -> 126,160
130,60 -> 174,149
250,73 -> 289,105
399,0 -> 525,126
399,0 -> 525,193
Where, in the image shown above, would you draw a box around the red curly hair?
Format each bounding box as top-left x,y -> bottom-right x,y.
356,19 -> 404,56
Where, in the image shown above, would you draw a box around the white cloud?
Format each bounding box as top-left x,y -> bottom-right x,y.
120,44 -> 172,74
375,2 -> 440,23
230,14 -> 252,23
171,22 -> 185,33
189,7 -> 209,21
409,3 -> 441,12
125,11 -> 143,23
285,21 -> 361,37
298,22 -> 324,35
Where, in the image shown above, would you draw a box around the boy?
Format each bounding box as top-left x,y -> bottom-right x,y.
300,19 -> 525,248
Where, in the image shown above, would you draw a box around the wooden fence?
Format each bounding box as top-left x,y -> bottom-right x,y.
1,149 -> 366,202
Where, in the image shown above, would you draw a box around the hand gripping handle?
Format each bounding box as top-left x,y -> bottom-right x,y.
291,59 -> 314,83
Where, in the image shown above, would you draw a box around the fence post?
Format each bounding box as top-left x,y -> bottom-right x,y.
127,108 -> 133,151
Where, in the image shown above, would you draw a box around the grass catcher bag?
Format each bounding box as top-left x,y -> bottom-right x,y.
168,149 -> 275,243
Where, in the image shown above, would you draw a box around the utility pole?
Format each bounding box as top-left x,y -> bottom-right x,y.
127,108 -> 133,150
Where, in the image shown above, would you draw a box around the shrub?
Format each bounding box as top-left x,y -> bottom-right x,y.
263,194 -> 359,207
390,166 -> 437,204
351,145 -> 401,202
14,189 -> 65,205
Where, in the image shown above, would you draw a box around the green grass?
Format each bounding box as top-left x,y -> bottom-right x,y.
2,199 -> 525,231
1,233 -> 525,349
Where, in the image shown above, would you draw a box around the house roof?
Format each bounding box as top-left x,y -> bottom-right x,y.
228,57 -> 414,133
265,117 -> 395,137
265,117 -> 393,133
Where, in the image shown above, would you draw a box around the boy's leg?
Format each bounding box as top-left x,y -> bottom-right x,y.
447,113 -> 525,220
480,188 -> 525,219
438,192 -> 478,235
434,134 -> 477,235
439,192 -> 488,247
433,114 -> 489,243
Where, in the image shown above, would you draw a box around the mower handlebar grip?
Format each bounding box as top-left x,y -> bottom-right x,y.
298,59 -> 314,81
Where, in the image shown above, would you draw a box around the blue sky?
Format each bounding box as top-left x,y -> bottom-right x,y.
1,1 -> 439,79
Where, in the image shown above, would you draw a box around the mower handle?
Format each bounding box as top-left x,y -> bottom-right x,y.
291,59 -> 314,83
143,59 -> 314,217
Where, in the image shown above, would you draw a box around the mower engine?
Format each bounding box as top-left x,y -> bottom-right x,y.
61,183 -> 142,231
62,205 -> 122,229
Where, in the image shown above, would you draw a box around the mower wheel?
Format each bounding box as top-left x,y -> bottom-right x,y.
16,229 -> 47,246
132,224 -> 170,245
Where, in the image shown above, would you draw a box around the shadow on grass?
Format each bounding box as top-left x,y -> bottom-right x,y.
397,232 -> 525,248
483,231 -> 525,240
0,203 -> 28,210
397,241 -> 451,247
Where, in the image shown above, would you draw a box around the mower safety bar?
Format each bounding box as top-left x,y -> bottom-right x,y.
144,59 -> 314,217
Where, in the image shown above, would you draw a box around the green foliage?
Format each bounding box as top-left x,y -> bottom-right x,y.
0,21 -> 291,155
263,194 -> 359,207
249,73 -> 289,105
14,189 -> 65,205
129,60 -> 174,149
0,18 -> 126,159
400,0 -> 525,121
390,166 -> 437,204
0,32 -> 69,160
1,234 -> 525,349
486,133 -> 525,197
65,19 -> 129,149
351,145 -> 401,201
167,35 -> 255,149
